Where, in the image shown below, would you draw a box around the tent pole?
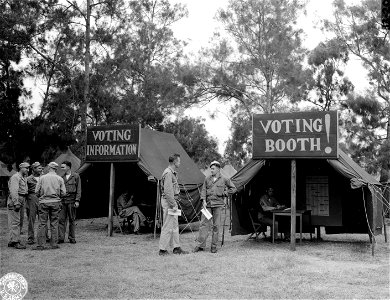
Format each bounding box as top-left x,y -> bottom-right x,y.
290,159 -> 296,251
108,163 -> 115,236
154,180 -> 160,239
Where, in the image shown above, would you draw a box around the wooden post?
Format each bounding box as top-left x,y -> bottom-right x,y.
154,180 -> 160,239
290,159 -> 296,251
108,163 -> 115,236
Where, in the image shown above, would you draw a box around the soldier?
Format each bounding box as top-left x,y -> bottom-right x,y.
26,162 -> 46,244
58,160 -> 81,244
194,161 -> 236,253
7,162 -> 30,249
34,162 -> 66,250
158,154 -> 188,256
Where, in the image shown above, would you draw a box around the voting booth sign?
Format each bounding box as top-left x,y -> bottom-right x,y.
252,111 -> 338,159
86,124 -> 140,162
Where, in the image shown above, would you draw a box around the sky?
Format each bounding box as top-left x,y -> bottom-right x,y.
26,0 -> 369,154
168,0 -> 368,154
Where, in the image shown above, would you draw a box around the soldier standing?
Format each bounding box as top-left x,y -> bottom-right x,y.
26,162 -> 44,244
158,154 -> 188,256
194,161 -> 236,253
7,162 -> 30,249
58,160 -> 81,244
34,162 -> 66,250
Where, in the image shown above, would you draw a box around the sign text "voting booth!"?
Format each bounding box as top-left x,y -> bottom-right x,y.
252,111 -> 338,159
86,124 -> 140,162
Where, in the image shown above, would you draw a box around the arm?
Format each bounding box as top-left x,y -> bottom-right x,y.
75,174 -> 82,202
8,176 -> 20,206
35,177 -> 42,198
163,172 -> 176,208
60,178 -> 66,198
259,196 -> 276,211
200,179 -> 207,207
224,178 -> 237,195
123,195 -> 134,209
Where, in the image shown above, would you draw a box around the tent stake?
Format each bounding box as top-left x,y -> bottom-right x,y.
290,159 -> 296,251
108,162 -> 115,236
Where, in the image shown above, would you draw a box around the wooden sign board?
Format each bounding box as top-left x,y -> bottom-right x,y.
252,111 -> 338,159
85,124 -> 140,162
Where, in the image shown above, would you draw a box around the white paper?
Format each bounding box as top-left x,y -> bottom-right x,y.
168,209 -> 181,216
201,208 -> 212,220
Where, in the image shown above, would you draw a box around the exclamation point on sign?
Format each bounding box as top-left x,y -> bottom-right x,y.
324,113 -> 332,154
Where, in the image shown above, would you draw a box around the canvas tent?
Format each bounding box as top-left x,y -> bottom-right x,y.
0,161 -> 11,177
77,128 -> 205,227
230,150 -> 383,237
45,148 -> 81,176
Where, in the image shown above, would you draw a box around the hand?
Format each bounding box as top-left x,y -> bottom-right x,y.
14,204 -> 21,212
171,206 -> 178,212
74,201 -> 79,208
202,200 -> 207,208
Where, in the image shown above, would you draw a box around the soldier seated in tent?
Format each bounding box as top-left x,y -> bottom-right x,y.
258,187 -> 290,241
116,191 -> 147,234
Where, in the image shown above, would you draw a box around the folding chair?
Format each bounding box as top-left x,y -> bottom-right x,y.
247,208 -> 267,240
114,208 -> 132,234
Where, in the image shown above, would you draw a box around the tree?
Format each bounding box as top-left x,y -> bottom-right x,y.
340,91 -> 388,176
324,0 -> 390,179
25,0 -> 189,160
164,117 -> 221,168
0,0 -> 40,163
306,38 -> 354,111
193,0 -> 308,163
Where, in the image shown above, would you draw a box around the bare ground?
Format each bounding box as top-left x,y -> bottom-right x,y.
1,207 -> 389,299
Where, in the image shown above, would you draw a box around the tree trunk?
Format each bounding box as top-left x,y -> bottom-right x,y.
81,0 -> 91,162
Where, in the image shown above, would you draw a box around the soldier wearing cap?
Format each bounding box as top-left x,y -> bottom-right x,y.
7,162 -> 30,249
34,161 -> 66,250
158,154 -> 188,256
194,161 -> 236,253
26,161 -> 44,244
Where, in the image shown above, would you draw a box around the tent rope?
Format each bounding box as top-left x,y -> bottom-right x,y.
362,186 -> 376,245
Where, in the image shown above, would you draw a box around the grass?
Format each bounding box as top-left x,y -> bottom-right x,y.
1,207 -> 389,299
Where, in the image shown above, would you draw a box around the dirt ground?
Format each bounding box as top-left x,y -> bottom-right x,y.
1,207 -> 389,299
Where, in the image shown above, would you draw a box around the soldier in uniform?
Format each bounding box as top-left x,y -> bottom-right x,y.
34,162 -> 66,250
194,161 -> 236,253
58,160 -> 81,244
7,162 -> 30,249
26,162 -> 44,244
158,154 -> 188,256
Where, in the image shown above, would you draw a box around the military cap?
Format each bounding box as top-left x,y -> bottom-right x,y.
209,161 -> 221,168
19,162 -> 30,169
31,162 -> 41,168
48,161 -> 59,169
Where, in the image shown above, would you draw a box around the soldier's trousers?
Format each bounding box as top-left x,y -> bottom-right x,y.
196,206 -> 222,249
37,202 -> 61,247
58,202 -> 77,241
7,205 -> 24,244
158,197 -> 180,251
26,194 -> 49,242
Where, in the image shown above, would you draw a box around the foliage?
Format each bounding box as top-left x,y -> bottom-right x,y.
164,117 -> 221,168
324,0 -> 390,178
306,38 -> 354,111
0,0 -> 40,163
340,91 -> 388,175
199,0 -> 308,163
1,0 -> 195,164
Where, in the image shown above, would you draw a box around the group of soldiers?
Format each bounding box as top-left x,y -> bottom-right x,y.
7,160 -> 81,250
6,154 -> 289,254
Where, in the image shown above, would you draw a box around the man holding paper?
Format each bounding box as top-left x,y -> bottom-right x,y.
194,161 -> 237,253
158,154 -> 188,256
